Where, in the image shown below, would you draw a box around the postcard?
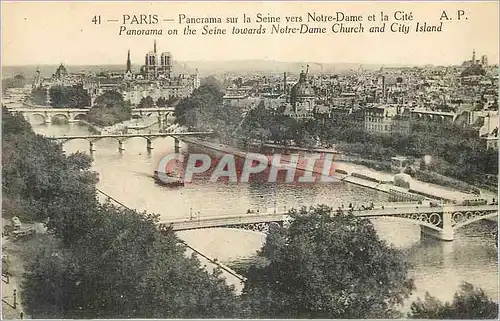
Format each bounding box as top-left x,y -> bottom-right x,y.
1,1 -> 498,319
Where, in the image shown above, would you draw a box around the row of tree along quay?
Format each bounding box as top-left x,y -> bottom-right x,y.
2,106 -> 498,318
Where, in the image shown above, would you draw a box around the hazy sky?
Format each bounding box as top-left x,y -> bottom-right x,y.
2,1 -> 498,66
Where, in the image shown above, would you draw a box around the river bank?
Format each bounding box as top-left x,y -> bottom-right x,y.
180,136 -> 478,204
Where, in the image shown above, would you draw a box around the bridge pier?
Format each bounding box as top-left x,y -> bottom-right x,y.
420,212 -> 454,241
146,138 -> 153,151
118,140 -> 125,152
158,116 -> 163,129
174,137 -> 180,153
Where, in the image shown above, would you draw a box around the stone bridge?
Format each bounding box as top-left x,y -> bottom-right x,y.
48,132 -> 214,152
8,106 -> 175,124
159,204 -> 498,241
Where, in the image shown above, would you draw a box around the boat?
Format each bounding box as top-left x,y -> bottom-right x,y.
154,170 -> 184,187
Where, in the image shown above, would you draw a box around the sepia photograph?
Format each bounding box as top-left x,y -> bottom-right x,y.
1,1 -> 499,319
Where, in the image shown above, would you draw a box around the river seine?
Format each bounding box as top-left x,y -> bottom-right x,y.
32,122 -> 498,309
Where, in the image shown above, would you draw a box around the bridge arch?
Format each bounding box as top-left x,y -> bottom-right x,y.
51,113 -> 70,123
452,211 -> 498,230
116,135 -> 155,143
364,214 -> 443,232
30,113 -> 47,124
164,111 -> 175,124
73,113 -> 87,121
59,137 -> 93,144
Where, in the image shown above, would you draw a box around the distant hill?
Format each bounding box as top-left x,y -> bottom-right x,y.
2,60 -> 420,79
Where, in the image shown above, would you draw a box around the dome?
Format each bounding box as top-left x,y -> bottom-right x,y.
55,64 -> 68,75
290,70 -> 315,106
293,81 -> 315,97
54,63 -> 68,80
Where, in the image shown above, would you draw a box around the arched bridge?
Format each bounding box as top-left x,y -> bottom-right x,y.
12,107 -> 90,123
47,132 -> 214,152
159,204 -> 498,241
8,107 -> 175,124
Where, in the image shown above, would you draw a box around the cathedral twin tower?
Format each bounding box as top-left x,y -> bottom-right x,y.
126,40 -> 173,80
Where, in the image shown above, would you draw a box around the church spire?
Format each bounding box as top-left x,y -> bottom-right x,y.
154,40 -> 157,54
126,50 -> 131,72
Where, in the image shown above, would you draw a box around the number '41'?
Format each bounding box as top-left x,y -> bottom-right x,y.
92,15 -> 101,24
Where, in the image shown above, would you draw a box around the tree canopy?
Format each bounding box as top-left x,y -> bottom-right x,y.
174,78 -> 240,137
31,87 -> 48,105
22,206 -> 241,319
2,75 -> 26,94
137,96 -> 155,109
241,205 -> 415,318
2,107 -> 241,318
49,85 -> 91,108
2,107 -> 97,230
409,282 -> 498,319
240,107 -> 498,184
86,90 -> 132,127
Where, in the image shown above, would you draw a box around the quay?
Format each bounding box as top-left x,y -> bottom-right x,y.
179,137 -> 477,204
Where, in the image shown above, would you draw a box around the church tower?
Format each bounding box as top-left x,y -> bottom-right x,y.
124,49 -> 133,80
32,67 -> 42,89
126,50 -> 132,72
472,49 -> 476,65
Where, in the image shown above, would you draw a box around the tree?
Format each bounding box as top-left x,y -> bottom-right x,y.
241,206 -> 415,318
2,107 -> 98,230
4,107 -> 242,318
49,85 -> 91,108
31,87 -> 48,105
1,106 -> 32,135
93,90 -> 124,108
174,81 -> 240,138
2,75 -> 26,94
22,205 -> 242,318
137,96 -> 154,109
156,96 -> 168,107
409,282 -> 498,319
86,91 -> 132,127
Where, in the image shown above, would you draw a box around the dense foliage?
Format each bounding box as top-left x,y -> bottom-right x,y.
2,75 -> 26,94
2,107 -> 241,318
22,208 -> 241,318
240,106 -> 498,184
241,206 -> 415,318
31,87 -> 48,105
175,77 -> 241,137
2,107 -> 97,231
137,96 -> 154,109
86,90 -> 132,127
49,85 -> 91,108
409,282 -> 498,319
